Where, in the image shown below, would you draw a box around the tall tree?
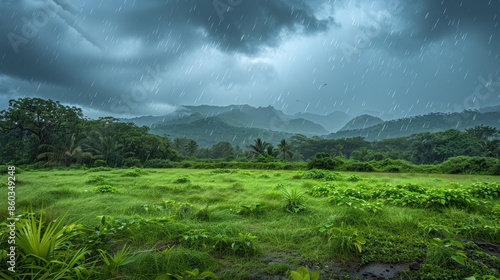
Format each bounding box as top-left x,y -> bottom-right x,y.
0,98 -> 83,146
210,141 -> 235,159
277,139 -> 293,161
0,98 -> 84,164
248,138 -> 270,158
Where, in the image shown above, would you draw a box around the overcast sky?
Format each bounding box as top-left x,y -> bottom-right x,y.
1,0 -> 499,119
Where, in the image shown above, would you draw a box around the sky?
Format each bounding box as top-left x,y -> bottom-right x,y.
1,0 -> 500,120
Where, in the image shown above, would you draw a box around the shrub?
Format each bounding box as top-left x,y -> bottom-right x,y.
86,176 -> 106,185
347,175 -> 362,182
123,158 -> 142,168
320,222 -> 366,255
2,211 -> 96,279
232,203 -> 265,216
282,188 -> 307,213
344,161 -> 375,172
303,169 -> 341,180
143,159 -> 173,168
307,153 -> 345,170
469,182 -> 500,199
93,185 -> 119,193
181,230 -> 257,256
93,159 -> 107,167
309,184 -> 334,197
440,156 -> 499,175
121,168 -> 142,177
173,177 -> 191,184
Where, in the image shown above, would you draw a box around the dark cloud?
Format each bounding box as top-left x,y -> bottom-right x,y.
0,0 -> 499,119
0,0 -> 332,116
371,0 -> 500,55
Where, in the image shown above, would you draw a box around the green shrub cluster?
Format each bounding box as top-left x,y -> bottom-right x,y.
181,230 -> 257,256
326,183 -> 498,210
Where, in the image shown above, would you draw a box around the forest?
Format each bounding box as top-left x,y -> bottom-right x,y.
1,97 -> 500,175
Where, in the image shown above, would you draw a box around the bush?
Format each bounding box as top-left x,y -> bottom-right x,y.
344,162 -> 375,172
93,185 -> 119,193
440,156 -> 499,175
143,159 -> 173,168
93,159 -> 108,167
303,169 -> 341,180
173,177 -> 191,184
123,158 -> 142,168
309,184 -> 334,197
307,153 -> 345,170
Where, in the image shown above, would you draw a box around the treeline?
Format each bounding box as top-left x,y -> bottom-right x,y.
1,98 -> 499,175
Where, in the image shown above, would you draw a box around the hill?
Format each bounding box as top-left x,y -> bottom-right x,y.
327,110 -> 500,141
294,111 -> 351,132
121,104 -> 328,135
339,114 -> 384,131
151,117 -> 293,147
215,106 -> 328,135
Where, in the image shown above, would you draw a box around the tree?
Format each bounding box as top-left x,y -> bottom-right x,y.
37,133 -> 92,166
0,98 -> 84,164
466,125 -> 499,139
210,142 -> 235,159
277,139 -> 293,161
173,138 -> 198,157
0,98 -> 83,146
248,138 -> 270,158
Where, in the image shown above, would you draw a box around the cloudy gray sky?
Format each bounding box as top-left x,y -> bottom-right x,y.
1,0 -> 499,119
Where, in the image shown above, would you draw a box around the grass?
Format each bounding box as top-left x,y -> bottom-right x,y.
1,168 -> 499,279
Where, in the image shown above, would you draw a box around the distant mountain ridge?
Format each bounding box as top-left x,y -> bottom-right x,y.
327,110 -> 500,141
294,111 -> 351,132
119,104 -> 500,147
151,117 -> 293,147
339,114 -> 384,131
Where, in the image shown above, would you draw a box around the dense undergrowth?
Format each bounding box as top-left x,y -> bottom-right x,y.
1,168 -> 499,279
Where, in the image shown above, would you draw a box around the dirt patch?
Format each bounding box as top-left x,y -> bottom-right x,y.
474,241 -> 500,259
357,262 -> 414,279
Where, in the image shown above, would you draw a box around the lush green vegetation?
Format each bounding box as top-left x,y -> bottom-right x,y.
1,98 -> 499,175
1,168 -> 499,279
1,97 -> 499,279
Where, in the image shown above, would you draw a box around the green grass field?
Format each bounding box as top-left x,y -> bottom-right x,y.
1,167 -> 500,279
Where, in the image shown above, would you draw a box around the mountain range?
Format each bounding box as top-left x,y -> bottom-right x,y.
120,104 -> 500,147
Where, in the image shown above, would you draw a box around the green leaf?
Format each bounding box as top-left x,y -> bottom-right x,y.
184,268 -> 199,276
290,271 -> 305,280
310,271 -> 320,280
451,255 -> 466,266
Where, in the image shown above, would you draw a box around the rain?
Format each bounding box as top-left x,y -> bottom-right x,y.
0,0 -> 499,120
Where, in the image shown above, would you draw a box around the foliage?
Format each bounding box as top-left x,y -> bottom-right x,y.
0,211 -> 95,279
144,159 -> 174,168
320,222 -> 366,255
231,203 -> 265,216
86,176 -> 106,185
281,188 -> 307,213
98,245 -> 138,277
93,185 -> 119,193
173,177 -> 191,184
347,174 -> 362,182
2,167 -> 500,279
308,184 -> 334,197
307,153 -> 345,170
302,169 -> 341,180
469,182 -> 500,199
181,230 -> 257,256
157,267 -> 218,280
425,238 -> 467,268
289,266 -> 320,280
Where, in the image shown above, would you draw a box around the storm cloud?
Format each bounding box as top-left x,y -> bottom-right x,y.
0,0 -> 499,119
